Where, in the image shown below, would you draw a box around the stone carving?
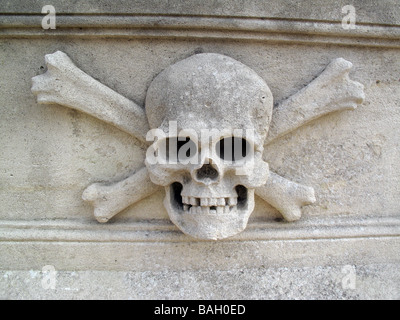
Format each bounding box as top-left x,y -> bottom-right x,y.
145,54 -> 272,239
31,51 -> 364,240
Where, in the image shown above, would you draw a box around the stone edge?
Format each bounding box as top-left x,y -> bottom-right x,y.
0,15 -> 399,48
0,215 -> 399,242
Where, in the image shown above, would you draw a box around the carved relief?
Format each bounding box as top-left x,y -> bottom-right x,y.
31,51 -> 364,240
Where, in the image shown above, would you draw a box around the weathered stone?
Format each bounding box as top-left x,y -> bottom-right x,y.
31,51 -> 363,239
0,0 -> 399,300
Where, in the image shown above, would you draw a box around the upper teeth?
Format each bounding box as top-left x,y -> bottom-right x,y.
182,196 -> 237,207
182,196 -> 238,214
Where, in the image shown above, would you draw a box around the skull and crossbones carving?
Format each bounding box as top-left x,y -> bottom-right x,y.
32,51 -> 364,240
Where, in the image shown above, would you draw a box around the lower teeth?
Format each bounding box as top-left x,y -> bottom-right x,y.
186,205 -> 236,214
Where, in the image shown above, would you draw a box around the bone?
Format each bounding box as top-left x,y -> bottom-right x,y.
265,58 -> 365,144
255,171 -> 316,221
82,167 -> 159,223
32,51 -> 340,227
31,51 -> 150,143
83,164 -> 314,222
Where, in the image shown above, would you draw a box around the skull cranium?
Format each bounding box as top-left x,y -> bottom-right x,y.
145,53 -> 273,239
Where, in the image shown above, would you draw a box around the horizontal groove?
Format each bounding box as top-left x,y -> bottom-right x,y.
0,15 -> 399,48
0,215 -> 399,243
1,15 -> 399,35
0,12 -> 399,27
0,31 -> 398,49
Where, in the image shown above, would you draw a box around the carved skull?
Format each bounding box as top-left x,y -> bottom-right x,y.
145,53 -> 273,240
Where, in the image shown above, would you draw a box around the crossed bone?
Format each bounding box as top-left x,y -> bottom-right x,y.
31,51 -> 364,223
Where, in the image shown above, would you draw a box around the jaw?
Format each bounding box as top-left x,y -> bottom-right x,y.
164,183 -> 255,240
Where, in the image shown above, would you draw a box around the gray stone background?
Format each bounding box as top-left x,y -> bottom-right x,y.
0,0 -> 399,299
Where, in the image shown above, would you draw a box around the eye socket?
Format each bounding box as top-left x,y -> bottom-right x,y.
158,137 -> 197,162
215,137 -> 251,162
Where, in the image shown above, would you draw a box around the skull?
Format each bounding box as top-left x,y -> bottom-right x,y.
145,53 -> 273,240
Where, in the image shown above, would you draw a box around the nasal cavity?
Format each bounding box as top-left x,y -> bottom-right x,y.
196,164 -> 219,181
